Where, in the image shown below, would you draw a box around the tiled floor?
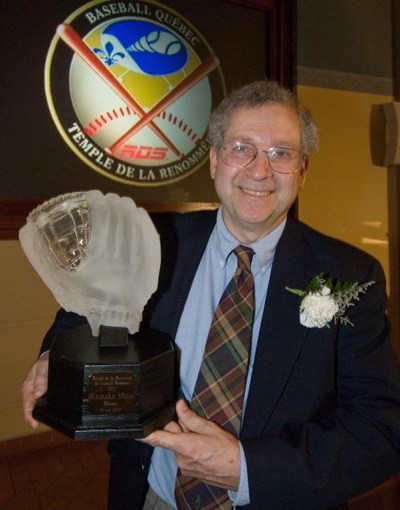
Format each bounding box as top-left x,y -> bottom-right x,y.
0,433 -> 399,509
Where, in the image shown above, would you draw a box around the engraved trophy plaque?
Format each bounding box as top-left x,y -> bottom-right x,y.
19,190 -> 175,440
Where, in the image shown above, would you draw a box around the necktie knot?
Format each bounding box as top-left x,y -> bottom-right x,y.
233,245 -> 254,272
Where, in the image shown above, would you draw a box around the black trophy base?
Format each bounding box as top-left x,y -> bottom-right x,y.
33,395 -> 176,440
33,325 -> 176,440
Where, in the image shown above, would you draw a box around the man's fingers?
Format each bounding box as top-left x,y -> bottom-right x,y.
32,362 -> 49,398
22,396 -> 40,428
176,399 -> 216,434
140,429 -> 184,450
164,421 -> 183,433
21,376 -> 41,428
32,374 -> 48,398
140,399 -> 222,451
20,354 -> 49,428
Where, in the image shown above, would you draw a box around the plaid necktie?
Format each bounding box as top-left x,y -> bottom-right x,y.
175,245 -> 255,510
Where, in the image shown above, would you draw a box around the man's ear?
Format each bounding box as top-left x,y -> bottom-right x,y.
301,158 -> 309,175
209,146 -> 218,179
299,159 -> 309,190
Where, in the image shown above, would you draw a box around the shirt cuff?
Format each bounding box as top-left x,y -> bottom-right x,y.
228,441 -> 250,507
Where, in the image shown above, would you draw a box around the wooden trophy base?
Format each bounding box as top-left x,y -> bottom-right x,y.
33,325 -> 176,440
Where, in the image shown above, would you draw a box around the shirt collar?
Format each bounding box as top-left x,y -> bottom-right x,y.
212,207 -> 286,270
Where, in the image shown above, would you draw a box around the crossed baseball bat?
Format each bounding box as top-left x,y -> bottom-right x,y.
57,24 -> 219,158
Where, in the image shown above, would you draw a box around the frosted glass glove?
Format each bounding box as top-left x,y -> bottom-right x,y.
19,190 -> 161,336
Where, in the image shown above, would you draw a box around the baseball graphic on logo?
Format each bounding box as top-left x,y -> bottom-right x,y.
45,0 -> 226,186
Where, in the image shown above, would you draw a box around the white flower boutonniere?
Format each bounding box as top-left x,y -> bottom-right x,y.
286,273 -> 375,328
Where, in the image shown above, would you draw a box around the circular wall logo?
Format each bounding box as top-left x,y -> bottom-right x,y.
45,0 -> 226,186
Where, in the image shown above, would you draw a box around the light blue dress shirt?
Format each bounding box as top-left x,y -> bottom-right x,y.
148,208 -> 285,508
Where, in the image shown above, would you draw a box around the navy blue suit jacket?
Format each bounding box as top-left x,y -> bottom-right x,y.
42,211 -> 400,510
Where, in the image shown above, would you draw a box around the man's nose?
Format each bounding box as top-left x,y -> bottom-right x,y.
246,151 -> 274,179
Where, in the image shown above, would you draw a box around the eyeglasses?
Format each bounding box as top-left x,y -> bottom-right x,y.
219,141 -> 303,174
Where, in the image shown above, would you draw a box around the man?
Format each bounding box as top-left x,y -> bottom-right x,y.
22,80 -> 400,509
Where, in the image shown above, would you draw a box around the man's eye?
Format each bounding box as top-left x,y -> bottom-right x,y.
233,144 -> 252,156
270,148 -> 291,159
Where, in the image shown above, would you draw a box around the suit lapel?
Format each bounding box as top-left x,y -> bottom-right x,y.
148,210 -> 217,339
168,216 -> 216,336
243,217 -> 319,437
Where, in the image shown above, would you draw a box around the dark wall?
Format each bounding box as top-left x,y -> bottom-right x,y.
297,0 -> 392,81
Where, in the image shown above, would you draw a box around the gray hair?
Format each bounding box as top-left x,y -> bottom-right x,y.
208,80 -> 319,158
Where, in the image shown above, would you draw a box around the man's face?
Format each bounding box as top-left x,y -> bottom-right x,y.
210,103 -> 307,243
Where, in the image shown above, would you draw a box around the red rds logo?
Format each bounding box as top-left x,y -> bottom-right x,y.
45,0 -> 225,186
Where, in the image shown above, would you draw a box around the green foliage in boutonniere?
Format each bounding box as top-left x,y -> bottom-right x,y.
286,273 -> 375,328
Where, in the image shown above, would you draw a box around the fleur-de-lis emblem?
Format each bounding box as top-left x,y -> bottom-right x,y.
93,42 -> 125,66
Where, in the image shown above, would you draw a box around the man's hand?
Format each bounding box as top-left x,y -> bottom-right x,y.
140,399 -> 241,490
20,352 -> 49,428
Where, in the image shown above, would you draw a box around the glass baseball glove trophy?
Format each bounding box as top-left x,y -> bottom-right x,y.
19,190 -> 175,440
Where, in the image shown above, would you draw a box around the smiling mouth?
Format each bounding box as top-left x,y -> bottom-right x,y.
241,187 -> 272,197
